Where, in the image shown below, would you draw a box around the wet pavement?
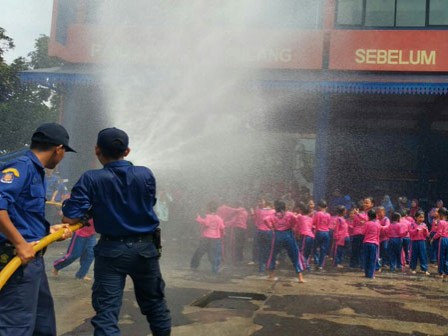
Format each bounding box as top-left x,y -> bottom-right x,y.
45,237 -> 448,336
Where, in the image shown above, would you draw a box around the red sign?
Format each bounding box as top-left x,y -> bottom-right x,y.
329,30 -> 448,71
50,25 -> 324,69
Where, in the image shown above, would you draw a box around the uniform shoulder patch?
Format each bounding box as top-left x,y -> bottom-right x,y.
1,168 -> 20,177
1,168 -> 20,184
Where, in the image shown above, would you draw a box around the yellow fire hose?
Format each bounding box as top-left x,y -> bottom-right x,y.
0,202 -> 87,290
0,222 -> 83,291
45,201 -> 63,207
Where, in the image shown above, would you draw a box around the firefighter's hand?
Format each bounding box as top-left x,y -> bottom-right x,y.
15,241 -> 36,264
50,224 -> 72,241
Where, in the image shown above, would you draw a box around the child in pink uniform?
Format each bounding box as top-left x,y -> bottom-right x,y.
386,212 -> 407,272
334,205 -> 349,268
219,202 -> 248,264
328,215 -> 338,259
249,197 -> 266,265
254,200 -> 275,274
399,209 -> 412,266
295,203 -> 314,271
362,209 -> 381,279
312,200 -> 331,270
347,207 -> 356,237
350,197 -> 373,269
409,210 -> 430,275
265,200 -> 305,283
308,199 -> 316,217
376,206 -> 390,271
432,207 -> 448,279
53,219 -> 96,280
190,201 -> 225,273
429,209 -> 440,264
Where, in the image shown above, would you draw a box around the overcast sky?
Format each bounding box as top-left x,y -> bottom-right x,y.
0,0 -> 54,63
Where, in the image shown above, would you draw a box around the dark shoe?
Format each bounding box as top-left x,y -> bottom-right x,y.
152,329 -> 171,336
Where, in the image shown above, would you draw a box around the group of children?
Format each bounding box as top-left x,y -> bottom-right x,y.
268,196 -> 448,279
190,199 -> 305,282
190,196 -> 448,281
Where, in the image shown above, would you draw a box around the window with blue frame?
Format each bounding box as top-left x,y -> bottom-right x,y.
337,0 -> 363,25
336,0 -> 448,28
396,0 -> 426,26
255,0 -> 323,28
365,0 -> 395,26
429,0 -> 448,25
219,0 -> 323,28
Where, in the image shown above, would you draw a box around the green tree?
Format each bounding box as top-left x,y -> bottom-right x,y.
0,27 -> 14,63
0,28 -> 16,104
28,35 -> 63,69
0,31 -> 59,153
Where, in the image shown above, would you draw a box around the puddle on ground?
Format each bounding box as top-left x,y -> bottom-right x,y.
349,282 -> 448,300
191,291 -> 267,311
253,315 -> 426,336
263,294 -> 447,326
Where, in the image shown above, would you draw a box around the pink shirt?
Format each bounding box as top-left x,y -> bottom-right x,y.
400,218 -> 411,238
434,220 -> 448,240
217,205 -> 241,226
295,214 -> 315,238
362,220 -> 381,245
334,217 -> 349,246
352,212 -> 367,236
313,211 -> 331,232
347,218 -> 354,236
329,216 -> 337,230
265,211 -> 295,231
196,214 -> 225,239
386,222 -> 407,238
254,208 -> 275,231
77,219 -> 96,238
430,220 -> 439,234
378,217 -> 390,242
226,208 -> 248,229
409,222 -> 429,241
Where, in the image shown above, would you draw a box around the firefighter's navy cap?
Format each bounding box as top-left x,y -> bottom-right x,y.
31,123 -> 76,152
97,127 -> 129,151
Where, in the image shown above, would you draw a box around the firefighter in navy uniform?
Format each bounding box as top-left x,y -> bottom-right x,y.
62,127 -> 171,336
0,123 -> 75,336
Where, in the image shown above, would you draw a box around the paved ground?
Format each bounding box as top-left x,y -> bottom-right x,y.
45,237 -> 448,336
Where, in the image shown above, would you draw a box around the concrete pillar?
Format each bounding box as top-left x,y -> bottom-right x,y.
313,94 -> 330,201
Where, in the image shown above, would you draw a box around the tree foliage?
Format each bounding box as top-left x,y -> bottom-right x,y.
28,35 -> 63,69
0,27 -> 14,63
0,30 -> 60,153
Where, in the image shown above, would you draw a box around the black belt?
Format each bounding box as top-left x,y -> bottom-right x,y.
101,233 -> 154,243
35,250 -> 45,258
0,242 -> 45,260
